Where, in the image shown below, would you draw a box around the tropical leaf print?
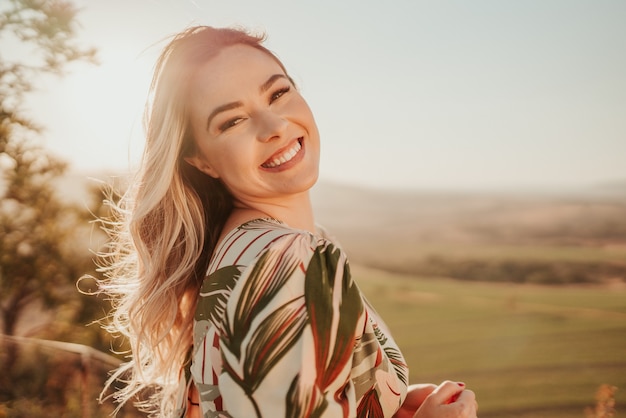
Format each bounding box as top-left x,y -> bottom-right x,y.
351,326 -> 382,400
384,346 -> 408,388
243,296 -> 308,392
372,322 -> 408,387
353,322 -> 381,368
217,234 -> 310,417
183,221 -> 409,418
304,241 -> 364,411
198,265 -> 242,329
357,387 -> 384,418
286,373 -> 327,418
221,237 -> 301,358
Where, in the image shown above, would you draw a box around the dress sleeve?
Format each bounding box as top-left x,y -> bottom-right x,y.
213,232 -> 365,417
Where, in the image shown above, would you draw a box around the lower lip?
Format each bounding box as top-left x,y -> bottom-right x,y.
260,138 -> 305,172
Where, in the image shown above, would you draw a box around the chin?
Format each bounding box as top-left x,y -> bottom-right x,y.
284,171 -> 318,195
303,169 -> 320,189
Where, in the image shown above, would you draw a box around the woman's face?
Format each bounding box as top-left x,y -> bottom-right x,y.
186,44 -> 320,206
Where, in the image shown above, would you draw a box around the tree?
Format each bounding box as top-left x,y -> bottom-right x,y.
0,0 -> 98,390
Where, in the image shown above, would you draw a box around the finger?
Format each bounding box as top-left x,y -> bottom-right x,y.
459,389 -> 478,413
449,389 -> 478,416
429,381 -> 465,405
403,383 -> 437,409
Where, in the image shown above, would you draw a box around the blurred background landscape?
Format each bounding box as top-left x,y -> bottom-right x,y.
4,171 -> 623,417
1,0 -> 624,417
313,181 -> 626,417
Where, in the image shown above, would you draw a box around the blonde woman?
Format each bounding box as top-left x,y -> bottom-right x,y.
99,26 -> 478,418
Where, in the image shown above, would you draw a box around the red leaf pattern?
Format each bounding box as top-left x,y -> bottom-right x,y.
181,219 -> 409,417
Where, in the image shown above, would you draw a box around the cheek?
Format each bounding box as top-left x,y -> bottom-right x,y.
189,139 -> 226,179
212,142 -> 255,175
301,104 -> 319,136
296,96 -> 316,119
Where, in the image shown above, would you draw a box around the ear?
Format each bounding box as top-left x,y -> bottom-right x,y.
184,155 -> 220,179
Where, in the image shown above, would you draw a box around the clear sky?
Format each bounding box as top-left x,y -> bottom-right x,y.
16,0 -> 626,191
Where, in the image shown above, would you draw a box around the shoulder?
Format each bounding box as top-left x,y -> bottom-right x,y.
208,218 -> 331,273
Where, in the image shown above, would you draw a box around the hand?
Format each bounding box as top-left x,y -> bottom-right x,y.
394,383 -> 437,418
412,381 -> 478,418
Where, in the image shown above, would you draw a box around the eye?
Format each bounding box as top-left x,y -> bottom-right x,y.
270,86 -> 290,104
219,117 -> 244,132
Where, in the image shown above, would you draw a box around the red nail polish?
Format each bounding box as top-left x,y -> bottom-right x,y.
457,382 -> 465,387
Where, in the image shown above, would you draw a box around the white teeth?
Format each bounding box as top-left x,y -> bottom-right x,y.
263,141 -> 301,168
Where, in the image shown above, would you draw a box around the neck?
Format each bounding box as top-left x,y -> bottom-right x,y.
231,191 -> 316,233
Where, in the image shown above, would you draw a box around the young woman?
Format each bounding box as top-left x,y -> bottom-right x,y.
99,26 -> 478,418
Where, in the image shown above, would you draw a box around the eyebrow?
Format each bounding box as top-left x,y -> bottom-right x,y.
206,101 -> 243,130
260,74 -> 288,93
205,73 -> 289,131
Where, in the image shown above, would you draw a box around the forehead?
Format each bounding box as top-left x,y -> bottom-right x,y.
189,44 -> 286,101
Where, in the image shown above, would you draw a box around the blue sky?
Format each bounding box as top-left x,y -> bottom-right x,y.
17,0 -> 626,191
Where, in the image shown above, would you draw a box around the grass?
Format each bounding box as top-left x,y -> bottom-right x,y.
353,265 -> 626,417
405,243 -> 626,263
352,241 -> 626,269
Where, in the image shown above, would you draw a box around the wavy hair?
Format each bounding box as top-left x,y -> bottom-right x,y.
96,26 -> 290,416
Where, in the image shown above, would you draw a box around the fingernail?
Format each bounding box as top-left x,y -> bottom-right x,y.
457,382 -> 465,387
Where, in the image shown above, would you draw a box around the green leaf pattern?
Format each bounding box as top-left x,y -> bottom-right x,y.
182,219 -> 409,417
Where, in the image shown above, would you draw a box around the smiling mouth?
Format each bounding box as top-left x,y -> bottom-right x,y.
261,138 -> 303,168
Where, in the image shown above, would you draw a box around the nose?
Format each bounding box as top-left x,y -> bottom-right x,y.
255,110 -> 288,142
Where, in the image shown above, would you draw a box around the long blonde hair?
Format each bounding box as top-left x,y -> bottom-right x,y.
97,26 -> 290,416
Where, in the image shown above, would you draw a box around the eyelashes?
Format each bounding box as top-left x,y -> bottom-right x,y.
217,85 -> 291,133
219,117 -> 243,132
270,86 -> 290,103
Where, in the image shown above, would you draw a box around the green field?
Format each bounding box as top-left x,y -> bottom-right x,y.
354,265 -> 626,417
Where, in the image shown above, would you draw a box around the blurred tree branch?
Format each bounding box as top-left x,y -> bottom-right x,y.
0,0 -> 100,396
0,0 -> 97,130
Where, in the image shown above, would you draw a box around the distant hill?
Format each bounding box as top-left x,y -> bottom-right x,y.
311,180 -> 626,245
310,181 -> 626,284
58,171 -> 626,283
58,170 -> 626,250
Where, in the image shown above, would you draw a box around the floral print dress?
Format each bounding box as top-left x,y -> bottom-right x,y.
177,218 -> 408,417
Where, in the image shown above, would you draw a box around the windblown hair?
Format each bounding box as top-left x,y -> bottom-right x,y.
96,26 -> 290,416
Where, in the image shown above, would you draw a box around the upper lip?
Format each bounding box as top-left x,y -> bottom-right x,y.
261,137 -> 302,166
